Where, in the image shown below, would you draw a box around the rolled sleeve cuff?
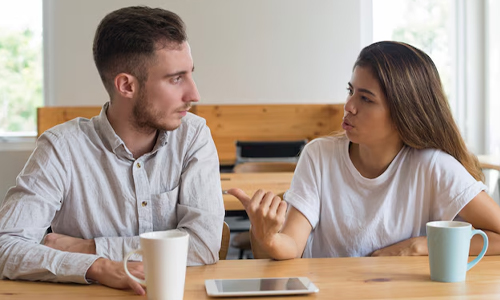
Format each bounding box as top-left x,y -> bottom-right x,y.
56,253 -> 101,284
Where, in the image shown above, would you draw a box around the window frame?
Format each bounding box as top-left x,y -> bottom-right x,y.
365,0 -> 488,155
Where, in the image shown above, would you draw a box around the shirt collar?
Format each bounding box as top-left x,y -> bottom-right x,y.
93,102 -> 169,160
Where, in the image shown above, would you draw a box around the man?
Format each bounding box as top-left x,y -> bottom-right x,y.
0,6 -> 224,295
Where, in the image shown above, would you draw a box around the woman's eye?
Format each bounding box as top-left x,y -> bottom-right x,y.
361,96 -> 372,103
346,87 -> 353,96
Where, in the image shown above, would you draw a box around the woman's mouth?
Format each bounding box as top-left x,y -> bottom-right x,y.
342,119 -> 354,131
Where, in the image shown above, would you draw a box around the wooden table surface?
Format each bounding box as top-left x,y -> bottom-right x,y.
3,256 -> 500,299
221,172 -> 294,211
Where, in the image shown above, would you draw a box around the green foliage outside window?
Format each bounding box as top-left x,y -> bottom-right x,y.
0,28 -> 43,134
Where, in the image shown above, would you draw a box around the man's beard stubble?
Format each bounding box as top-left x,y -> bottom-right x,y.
131,87 -> 191,133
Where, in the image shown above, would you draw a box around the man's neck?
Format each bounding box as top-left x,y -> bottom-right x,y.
106,102 -> 158,159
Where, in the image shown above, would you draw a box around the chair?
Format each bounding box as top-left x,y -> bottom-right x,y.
235,140 -> 307,165
219,221 -> 230,260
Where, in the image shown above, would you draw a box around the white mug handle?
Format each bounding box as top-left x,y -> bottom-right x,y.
123,249 -> 146,285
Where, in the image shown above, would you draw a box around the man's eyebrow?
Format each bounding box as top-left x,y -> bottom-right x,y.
348,82 -> 376,97
164,66 -> 195,78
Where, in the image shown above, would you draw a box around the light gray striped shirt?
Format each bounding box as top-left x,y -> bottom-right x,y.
0,103 -> 224,284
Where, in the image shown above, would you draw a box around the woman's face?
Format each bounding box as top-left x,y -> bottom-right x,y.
342,66 -> 401,147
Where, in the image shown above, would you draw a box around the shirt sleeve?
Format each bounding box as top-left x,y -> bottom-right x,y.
94,236 -> 141,261
177,121 -> 225,265
284,142 -> 322,229
0,132 -> 100,284
430,151 -> 488,221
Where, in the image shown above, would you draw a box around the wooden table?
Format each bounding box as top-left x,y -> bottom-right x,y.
3,256 -> 500,299
221,172 -> 294,211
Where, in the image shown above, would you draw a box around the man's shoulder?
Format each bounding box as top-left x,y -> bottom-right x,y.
40,117 -> 97,147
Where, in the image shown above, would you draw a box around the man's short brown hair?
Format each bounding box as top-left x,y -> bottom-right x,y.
93,6 -> 186,96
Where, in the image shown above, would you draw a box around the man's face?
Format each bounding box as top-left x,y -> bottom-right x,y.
132,42 -> 199,132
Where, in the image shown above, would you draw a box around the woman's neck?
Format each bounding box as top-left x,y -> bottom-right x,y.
349,140 -> 404,179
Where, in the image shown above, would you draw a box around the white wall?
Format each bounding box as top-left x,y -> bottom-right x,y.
44,0 -> 362,106
0,150 -> 31,201
1,0 -> 363,201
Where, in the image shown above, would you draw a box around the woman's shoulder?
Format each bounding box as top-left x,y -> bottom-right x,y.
407,147 -> 460,170
305,134 -> 348,151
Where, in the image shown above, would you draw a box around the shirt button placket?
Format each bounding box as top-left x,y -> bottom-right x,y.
134,159 -> 152,233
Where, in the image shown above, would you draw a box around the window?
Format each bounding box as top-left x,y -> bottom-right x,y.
372,0 -> 454,114
487,0 -> 500,156
372,0 -> 494,157
0,0 -> 43,136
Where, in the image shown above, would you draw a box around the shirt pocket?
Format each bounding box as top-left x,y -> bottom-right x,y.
151,185 -> 179,230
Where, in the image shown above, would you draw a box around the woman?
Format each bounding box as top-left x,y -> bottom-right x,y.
229,41 -> 500,259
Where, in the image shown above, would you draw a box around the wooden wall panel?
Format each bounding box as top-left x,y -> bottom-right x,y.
195,104 -> 344,165
36,104 -> 345,165
37,106 -> 101,137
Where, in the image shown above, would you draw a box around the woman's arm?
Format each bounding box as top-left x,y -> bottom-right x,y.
372,191 -> 500,257
458,191 -> 500,255
228,189 -> 312,260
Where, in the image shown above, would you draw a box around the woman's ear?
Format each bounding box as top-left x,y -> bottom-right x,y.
114,73 -> 138,99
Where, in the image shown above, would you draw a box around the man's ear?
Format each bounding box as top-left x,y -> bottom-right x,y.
114,73 -> 138,99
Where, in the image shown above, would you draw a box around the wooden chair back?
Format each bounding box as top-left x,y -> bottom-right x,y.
219,221 -> 230,260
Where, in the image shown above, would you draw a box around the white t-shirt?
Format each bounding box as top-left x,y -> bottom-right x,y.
284,135 -> 486,258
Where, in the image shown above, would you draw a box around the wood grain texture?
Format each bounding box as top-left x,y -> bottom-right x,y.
221,172 -> 293,211
2,256 -> 500,299
195,104 -> 344,165
36,104 -> 345,164
37,106 -> 102,136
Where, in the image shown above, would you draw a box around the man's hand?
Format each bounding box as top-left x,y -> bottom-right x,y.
371,236 -> 428,256
87,258 -> 145,295
43,233 -> 96,254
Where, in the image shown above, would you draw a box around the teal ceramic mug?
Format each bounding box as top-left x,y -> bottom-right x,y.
426,221 -> 488,282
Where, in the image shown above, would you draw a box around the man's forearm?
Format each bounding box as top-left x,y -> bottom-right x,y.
43,233 -> 96,254
0,234 -> 99,283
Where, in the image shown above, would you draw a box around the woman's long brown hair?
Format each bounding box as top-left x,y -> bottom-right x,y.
352,41 -> 483,181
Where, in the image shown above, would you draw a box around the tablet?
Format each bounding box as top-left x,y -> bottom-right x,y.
205,277 -> 319,297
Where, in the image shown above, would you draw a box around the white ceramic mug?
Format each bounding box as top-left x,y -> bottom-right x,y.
123,230 -> 189,300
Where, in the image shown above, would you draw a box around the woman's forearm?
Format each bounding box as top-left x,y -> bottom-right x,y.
251,231 -> 302,260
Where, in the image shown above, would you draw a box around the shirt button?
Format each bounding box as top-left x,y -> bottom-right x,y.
136,162 -> 141,168
141,201 -> 147,207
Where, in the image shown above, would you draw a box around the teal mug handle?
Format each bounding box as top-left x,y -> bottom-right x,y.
467,229 -> 488,271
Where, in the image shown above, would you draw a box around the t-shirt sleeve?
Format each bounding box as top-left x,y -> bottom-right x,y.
430,151 -> 487,221
284,142 -> 322,229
